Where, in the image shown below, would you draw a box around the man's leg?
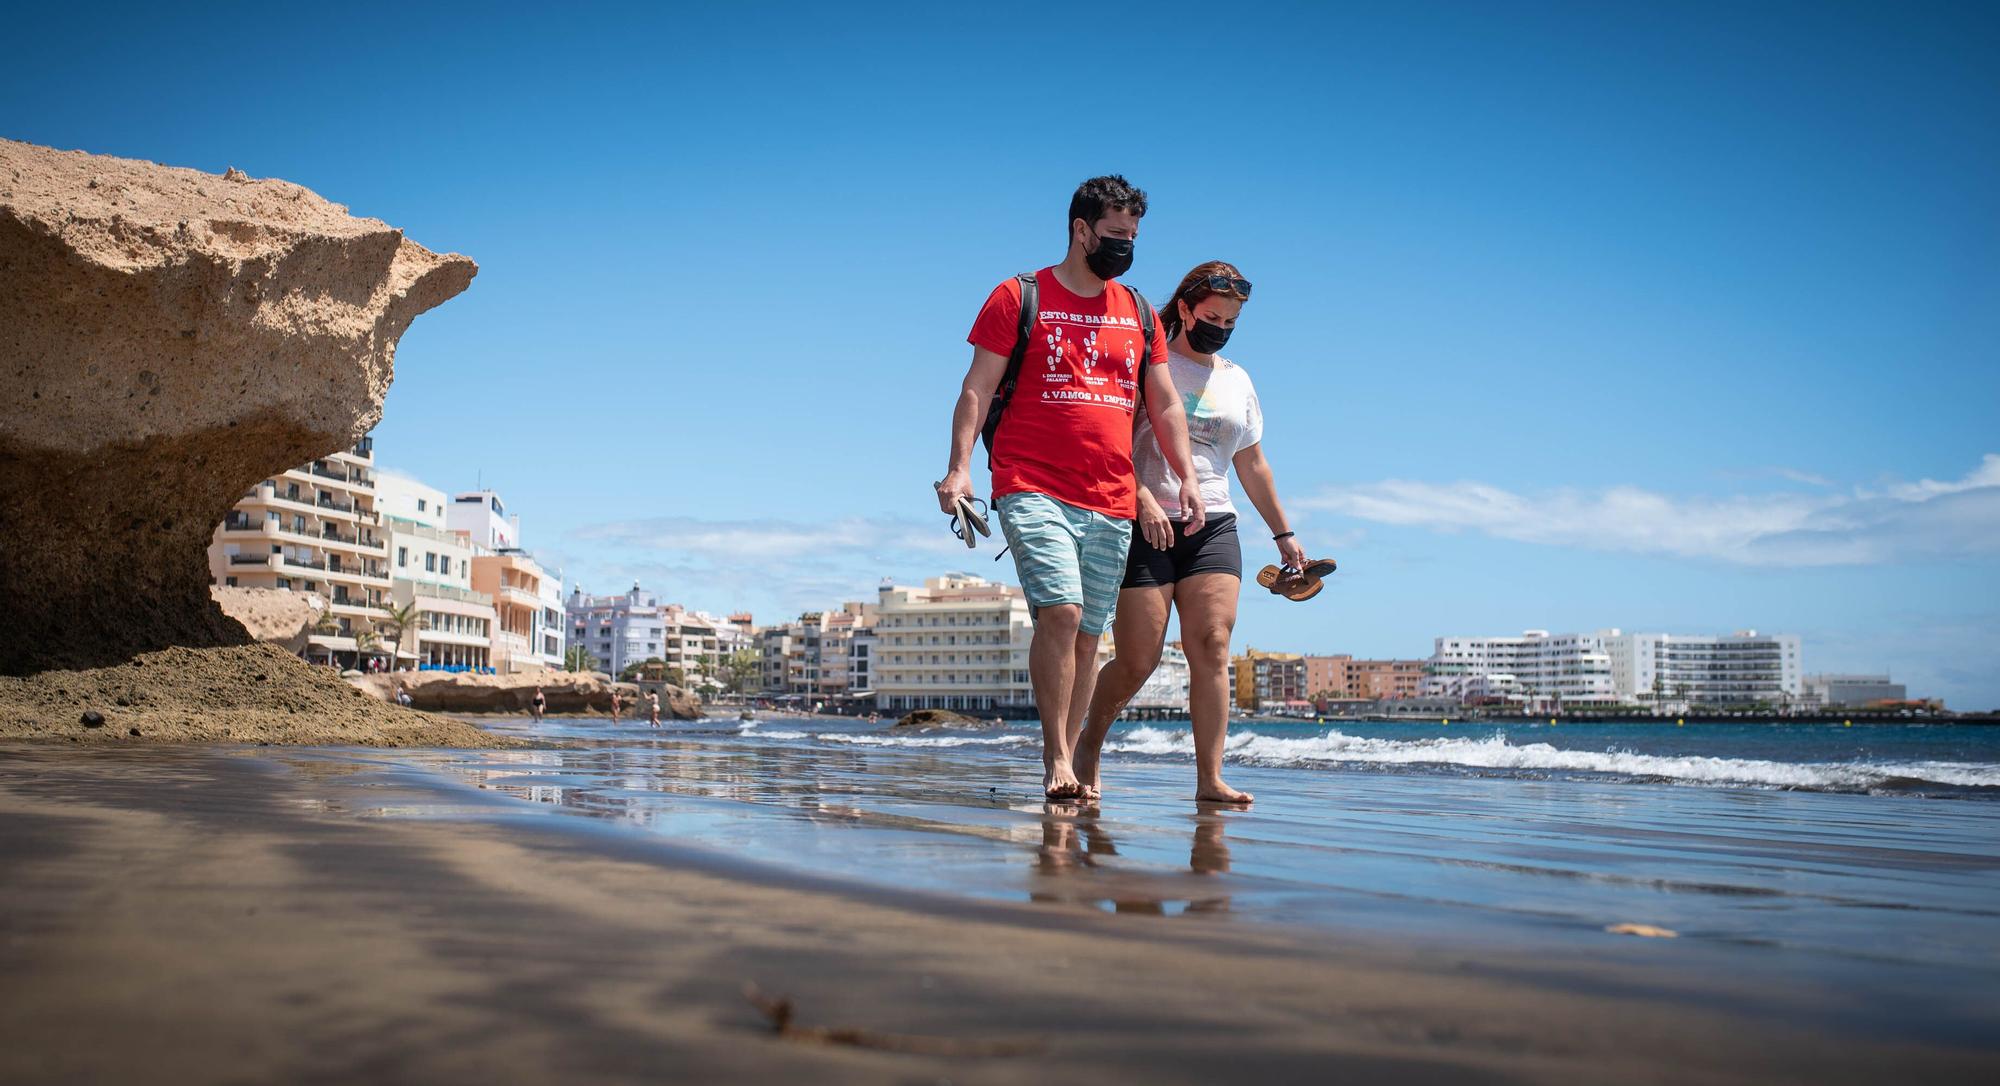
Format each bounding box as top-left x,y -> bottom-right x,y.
1027,602 -> 1084,798
1073,584 -> 1173,800
998,493 -> 1090,799
1058,507 -> 1135,797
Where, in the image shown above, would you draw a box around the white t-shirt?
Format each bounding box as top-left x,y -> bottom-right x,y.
1132,348 -> 1263,519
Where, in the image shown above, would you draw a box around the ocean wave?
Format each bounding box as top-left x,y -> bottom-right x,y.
1102,727 -> 2000,793
815,732 -> 1037,749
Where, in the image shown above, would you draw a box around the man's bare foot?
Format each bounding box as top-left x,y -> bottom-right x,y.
1196,780 -> 1253,805
1044,763 -> 1083,800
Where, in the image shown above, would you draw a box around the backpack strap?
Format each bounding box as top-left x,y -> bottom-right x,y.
1127,284 -> 1156,412
981,272 -> 1038,454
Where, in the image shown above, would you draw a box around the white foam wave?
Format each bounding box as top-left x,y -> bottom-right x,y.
816,733 -> 1036,749
1102,727 -> 2000,792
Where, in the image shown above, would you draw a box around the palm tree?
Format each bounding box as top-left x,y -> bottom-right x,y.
565,645 -> 598,673
378,601 -> 420,667
353,628 -> 380,669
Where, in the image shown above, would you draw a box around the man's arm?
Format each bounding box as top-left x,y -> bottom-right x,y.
936,346 -> 1010,513
1143,362 -> 1205,533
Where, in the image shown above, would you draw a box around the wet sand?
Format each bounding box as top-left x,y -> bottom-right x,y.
2,743 -> 1995,1084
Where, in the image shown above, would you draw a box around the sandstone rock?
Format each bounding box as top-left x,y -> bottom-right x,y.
893,708 -> 985,728
0,138 -> 475,674
350,671 -> 702,719
210,586 -> 324,655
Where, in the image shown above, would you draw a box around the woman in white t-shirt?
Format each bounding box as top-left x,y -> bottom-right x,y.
1071,261 -> 1309,805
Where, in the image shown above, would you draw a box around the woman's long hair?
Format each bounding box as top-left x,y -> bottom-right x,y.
1159,260 -> 1249,340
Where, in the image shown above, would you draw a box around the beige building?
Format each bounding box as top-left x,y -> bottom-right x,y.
209,436 -> 391,668
471,551 -> 555,673
872,574 -> 1032,714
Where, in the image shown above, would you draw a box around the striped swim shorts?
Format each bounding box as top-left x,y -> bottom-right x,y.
995,491 -> 1134,637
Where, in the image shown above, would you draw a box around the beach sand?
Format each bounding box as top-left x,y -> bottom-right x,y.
0,644 -> 507,747
2,743 -> 1992,1084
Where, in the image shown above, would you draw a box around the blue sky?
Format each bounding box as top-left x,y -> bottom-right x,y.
8,1 -> 1997,706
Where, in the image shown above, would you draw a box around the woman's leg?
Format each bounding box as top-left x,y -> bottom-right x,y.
1071,584 -> 1174,800
1174,572 -> 1252,804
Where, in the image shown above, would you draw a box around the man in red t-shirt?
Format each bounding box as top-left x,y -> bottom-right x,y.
935,175 -> 1204,801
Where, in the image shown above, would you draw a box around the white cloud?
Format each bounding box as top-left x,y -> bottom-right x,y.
1298,454 -> 2000,566
562,514 -> 994,618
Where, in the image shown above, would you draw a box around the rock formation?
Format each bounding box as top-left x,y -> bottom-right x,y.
349,671 -> 702,718
210,586 -> 324,655
0,138 -> 476,674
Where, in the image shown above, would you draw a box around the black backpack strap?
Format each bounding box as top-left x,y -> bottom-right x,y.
981,272 -> 1038,453
1126,284 -> 1156,412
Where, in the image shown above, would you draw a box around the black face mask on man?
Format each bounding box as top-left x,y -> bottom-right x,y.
1184,315 -> 1233,354
1083,228 -> 1135,280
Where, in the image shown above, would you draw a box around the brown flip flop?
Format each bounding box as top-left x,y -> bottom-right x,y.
1256,558 -> 1337,602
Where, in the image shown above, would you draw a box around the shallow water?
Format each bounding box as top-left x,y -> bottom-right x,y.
369,713 -> 2000,1011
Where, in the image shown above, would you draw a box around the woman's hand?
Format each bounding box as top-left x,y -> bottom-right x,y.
1276,533 -> 1307,572
1136,490 -> 1175,551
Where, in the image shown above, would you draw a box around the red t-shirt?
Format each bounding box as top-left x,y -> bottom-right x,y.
967,268 -> 1167,519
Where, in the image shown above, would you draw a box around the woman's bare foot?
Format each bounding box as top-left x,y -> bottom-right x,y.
1196,779 -> 1253,805
1071,748 -> 1102,802
1044,763 -> 1083,800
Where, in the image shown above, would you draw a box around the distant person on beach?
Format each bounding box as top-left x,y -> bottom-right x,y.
936,175 -> 1205,800
530,684 -> 546,722
609,689 -> 623,722
1072,261 -> 1303,806
395,683 -> 412,708
647,690 -> 661,727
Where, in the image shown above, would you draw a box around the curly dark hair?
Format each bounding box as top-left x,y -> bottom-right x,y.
1160,260 -> 1249,338
1067,175 -> 1148,238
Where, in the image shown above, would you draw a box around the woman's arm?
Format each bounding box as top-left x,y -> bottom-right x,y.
1234,442 -> 1307,569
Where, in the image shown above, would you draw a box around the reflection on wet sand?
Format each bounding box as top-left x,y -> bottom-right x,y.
1031,803 -> 1235,915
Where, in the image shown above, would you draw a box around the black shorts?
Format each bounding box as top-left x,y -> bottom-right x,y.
1122,513 -> 1242,588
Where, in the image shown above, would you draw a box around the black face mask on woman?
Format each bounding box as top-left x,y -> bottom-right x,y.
1083,230 -> 1135,280
1185,316 -> 1233,354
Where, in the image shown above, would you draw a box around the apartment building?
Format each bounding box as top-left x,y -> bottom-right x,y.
208,436 -> 391,668
376,473 -> 495,670
1303,655 -> 1428,703
1600,630 -> 1803,707
568,584 -> 751,686
1232,649 -> 1306,711
470,550 -> 556,673
1423,631 -> 1618,709
871,575 -> 1033,713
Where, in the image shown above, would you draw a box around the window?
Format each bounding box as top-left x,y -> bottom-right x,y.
416,498 -> 427,512
425,553 -> 437,573
397,547 -> 407,567
439,557 -> 450,576
224,576 -> 238,587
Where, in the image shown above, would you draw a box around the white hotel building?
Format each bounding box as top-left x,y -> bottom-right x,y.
1427,628 -> 1804,709
1600,629 -> 1802,707
376,473 -> 496,670
871,574 -> 1033,714
1423,631 -> 1618,709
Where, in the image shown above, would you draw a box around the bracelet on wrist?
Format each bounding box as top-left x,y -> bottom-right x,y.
1273,530 -> 1295,541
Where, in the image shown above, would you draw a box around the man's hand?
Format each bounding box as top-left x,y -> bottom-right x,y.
935,469 -> 973,515
1178,479 -> 1206,535
1136,489 -> 1173,550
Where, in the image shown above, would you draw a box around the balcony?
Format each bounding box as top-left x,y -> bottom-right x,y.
317,496 -> 356,514
228,553 -> 272,566
283,555 -> 328,571
309,463 -> 349,483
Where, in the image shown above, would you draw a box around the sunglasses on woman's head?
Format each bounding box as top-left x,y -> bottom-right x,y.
1186,274 -> 1251,298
